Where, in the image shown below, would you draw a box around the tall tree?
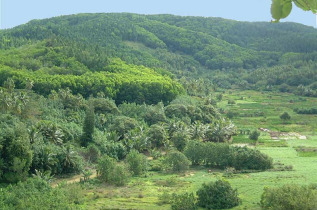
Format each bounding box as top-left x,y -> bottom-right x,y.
81,102 -> 95,147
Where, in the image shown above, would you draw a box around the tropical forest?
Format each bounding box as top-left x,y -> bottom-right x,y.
0,1 -> 317,209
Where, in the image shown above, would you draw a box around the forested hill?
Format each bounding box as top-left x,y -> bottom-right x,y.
0,13 -> 317,98
148,15 -> 317,53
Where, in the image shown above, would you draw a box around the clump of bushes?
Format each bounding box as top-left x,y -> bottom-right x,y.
97,155 -> 131,186
280,111 -> 291,122
228,99 -> 236,105
184,141 -> 273,170
0,178 -> 83,209
169,180 -> 240,210
226,110 -> 239,119
294,107 -> 317,115
249,130 -> 260,143
197,180 -> 240,209
232,147 -> 273,170
125,150 -> 148,176
171,193 -> 197,210
110,164 -> 131,186
261,184 -> 317,210
149,159 -> 165,171
164,151 -> 191,172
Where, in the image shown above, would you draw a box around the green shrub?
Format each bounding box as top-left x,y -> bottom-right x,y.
31,140 -> 83,176
149,159 -> 165,171
216,94 -> 223,101
155,177 -> 179,187
232,147 -> 273,170
197,180 -> 240,209
280,111 -> 291,121
226,110 -> 239,119
0,178 -> 83,209
261,184 -> 317,210
125,150 -> 148,176
157,191 -> 172,205
97,155 -> 116,183
228,99 -> 236,105
249,130 -> 260,142
164,151 -> 190,172
149,148 -> 163,160
97,155 -> 130,186
123,127 -> 151,152
171,192 -> 197,210
110,164 -> 131,186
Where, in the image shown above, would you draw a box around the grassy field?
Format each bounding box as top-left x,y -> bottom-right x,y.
77,143 -> 317,209
218,90 -> 317,134
72,90 -> 317,209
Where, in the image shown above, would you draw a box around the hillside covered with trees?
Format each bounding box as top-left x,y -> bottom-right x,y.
0,13 -> 317,209
1,13 -> 316,97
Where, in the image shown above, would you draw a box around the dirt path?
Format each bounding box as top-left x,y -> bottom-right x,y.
51,170 -> 97,188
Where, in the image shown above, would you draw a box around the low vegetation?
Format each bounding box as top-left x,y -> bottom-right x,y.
261,184 -> 317,210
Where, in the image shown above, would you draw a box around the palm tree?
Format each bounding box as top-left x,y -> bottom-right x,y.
38,121 -> 64,145
4,78 -> 15,92
25,79 -> 34,90
0,90 -> 12,112
61,144 -> 79,173
124,125 -> 149,152
189,121 -> 209,140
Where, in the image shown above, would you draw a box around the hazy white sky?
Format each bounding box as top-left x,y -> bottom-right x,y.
0,0 -> 316,29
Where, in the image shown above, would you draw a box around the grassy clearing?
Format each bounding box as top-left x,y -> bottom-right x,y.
77,141 -> 317,209
71,91 -> 317,209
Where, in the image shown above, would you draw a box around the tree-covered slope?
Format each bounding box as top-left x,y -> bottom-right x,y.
0,40 -> 184,104
147,14 -> 317,53
2,13 -> 316,72
0,13 -> 317,97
